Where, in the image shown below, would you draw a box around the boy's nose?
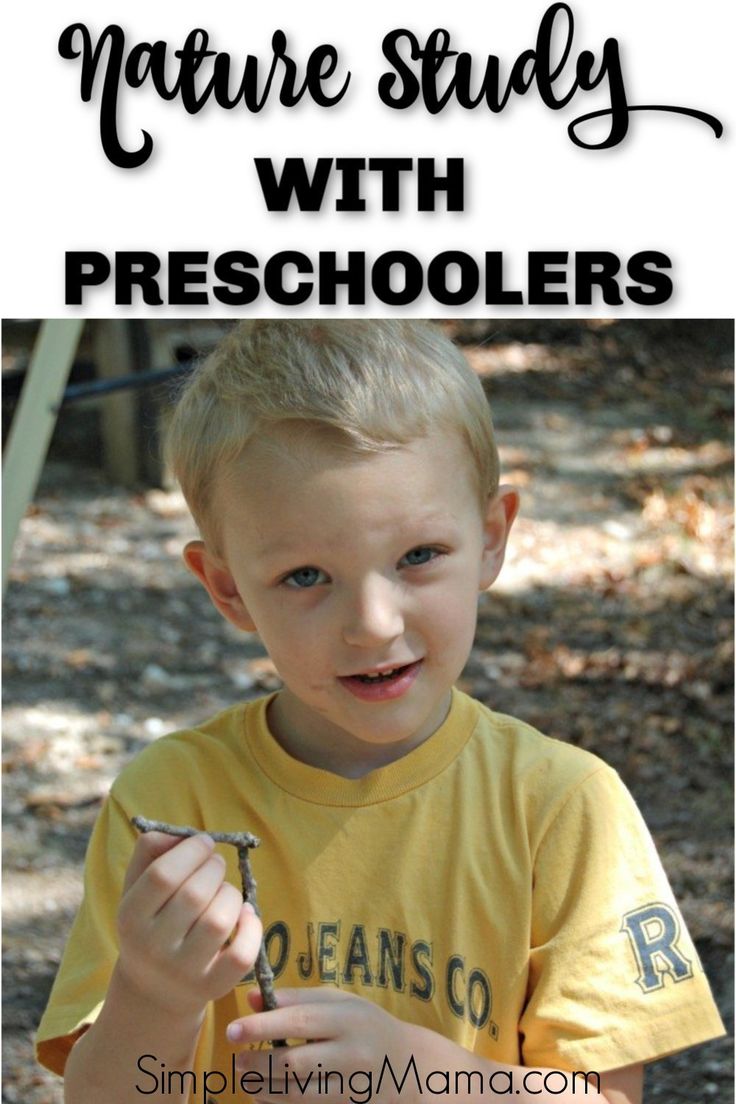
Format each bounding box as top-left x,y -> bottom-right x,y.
341,577 -> 404,647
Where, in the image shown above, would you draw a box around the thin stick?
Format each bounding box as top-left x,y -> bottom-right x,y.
131,816 -> 260,849
131,816 -> 286,1046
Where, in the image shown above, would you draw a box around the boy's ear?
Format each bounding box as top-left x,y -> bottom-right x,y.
479,484 -> 520,591
182,541 -> 256,632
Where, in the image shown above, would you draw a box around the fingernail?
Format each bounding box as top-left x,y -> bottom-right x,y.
227,1023 -> 244,1043
243,901 -> 256,916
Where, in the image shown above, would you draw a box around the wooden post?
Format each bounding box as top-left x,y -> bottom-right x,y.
93,320 -> 141,487
2,319 -> 85,596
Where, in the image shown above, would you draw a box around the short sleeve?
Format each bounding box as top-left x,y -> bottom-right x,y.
35,793 -> 135,1074
519,764 -> 725,1072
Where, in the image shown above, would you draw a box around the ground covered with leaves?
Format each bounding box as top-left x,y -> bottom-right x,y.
2,320 -> 733,1102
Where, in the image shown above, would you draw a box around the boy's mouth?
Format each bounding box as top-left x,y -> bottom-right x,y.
353,664 -> 412,684
338,661 -> 422,701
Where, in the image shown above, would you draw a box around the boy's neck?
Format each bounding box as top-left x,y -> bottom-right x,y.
265,689 -> 452,779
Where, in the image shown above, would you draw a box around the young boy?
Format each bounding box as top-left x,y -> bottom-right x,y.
37,321 -> 723,1104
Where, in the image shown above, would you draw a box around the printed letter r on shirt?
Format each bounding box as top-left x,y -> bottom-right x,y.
621,903 -> 694,993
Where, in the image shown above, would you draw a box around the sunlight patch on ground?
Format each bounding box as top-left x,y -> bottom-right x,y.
3,868 -> 84,922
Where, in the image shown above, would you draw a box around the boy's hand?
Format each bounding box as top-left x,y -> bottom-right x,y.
115,829 -> 262,1018
227,988 -> 443,1104
226,990 -> 626,1103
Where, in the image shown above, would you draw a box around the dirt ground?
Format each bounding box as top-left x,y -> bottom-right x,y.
2,320 -> 733,1102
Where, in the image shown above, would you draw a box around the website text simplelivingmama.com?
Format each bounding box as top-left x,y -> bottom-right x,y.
136,1052 -> 601,1100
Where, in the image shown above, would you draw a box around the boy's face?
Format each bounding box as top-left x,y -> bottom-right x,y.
185,428 -> 518,778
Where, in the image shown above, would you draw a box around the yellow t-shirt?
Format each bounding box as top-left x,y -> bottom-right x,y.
37,689 -> 724,1089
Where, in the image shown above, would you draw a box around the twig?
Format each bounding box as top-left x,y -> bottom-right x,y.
131,816 -> 260,849
131,816 -> 286,1047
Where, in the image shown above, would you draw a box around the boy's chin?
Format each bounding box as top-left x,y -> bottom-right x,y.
336,687 -> 453,748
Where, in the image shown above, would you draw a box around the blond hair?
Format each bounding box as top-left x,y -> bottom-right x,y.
164,320 -> 499,545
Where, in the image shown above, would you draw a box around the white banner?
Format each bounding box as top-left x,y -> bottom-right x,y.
1,0 -> 732,315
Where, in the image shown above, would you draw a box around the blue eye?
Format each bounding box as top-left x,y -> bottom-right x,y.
283,566 -> 327,589
400,547 -> 437,567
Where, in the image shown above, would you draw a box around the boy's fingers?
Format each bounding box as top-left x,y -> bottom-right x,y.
122,830 -> 186,893
229,996 -> 351,1046
156,853 -> 231,946
122,832 -> 216,916
237,1041 -> 337,1079
209,902 -> 263,991
178,873 -> 240,958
